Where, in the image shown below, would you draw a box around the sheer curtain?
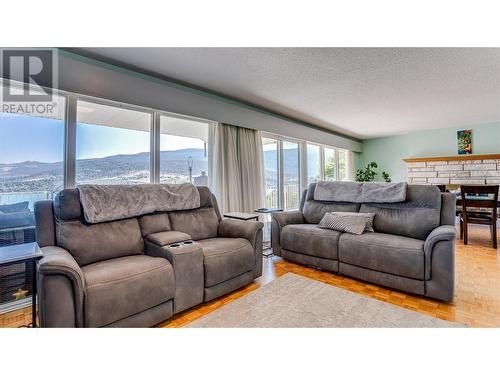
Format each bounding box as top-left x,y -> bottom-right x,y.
208,123 -> 264,213
238,127 -> 265,212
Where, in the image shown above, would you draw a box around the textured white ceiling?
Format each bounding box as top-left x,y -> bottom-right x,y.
75,48 -> 500,140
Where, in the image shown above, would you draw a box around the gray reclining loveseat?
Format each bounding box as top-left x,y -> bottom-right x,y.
34,185 -> 263,327
271,183 -> 456,301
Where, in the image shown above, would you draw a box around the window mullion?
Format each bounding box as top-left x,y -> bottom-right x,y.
64,96 -> 77,189
151,112 -> 160,184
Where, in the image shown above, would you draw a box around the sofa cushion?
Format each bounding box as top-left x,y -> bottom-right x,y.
338,232 -> 425,280
302,184 -> 360,223
56,218 -> 145,266
82,255 -> 174,327
168,207 -> 219,240
281,224 -> 340,260
198,237 -> 254,287
146,231 -> 191,246
138,213 -> 171,237
302,201 -> 360,224
359,185 -> 441,240
53,189 -> 83,221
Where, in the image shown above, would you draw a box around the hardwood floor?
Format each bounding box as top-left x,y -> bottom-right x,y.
2,224 -> 499,328
161,225 -> 500,328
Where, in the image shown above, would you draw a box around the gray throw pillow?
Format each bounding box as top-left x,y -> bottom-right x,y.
318,212 -> 376,235
0,201 -> 30,214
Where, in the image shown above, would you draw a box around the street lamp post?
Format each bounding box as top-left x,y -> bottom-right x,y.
187,156 -> 193,183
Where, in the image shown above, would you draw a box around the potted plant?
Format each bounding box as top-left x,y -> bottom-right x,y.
355,161 -> 392,183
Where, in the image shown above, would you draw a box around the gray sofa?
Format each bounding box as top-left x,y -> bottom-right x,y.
34,186 -> 263,327
271,183 -> 457,301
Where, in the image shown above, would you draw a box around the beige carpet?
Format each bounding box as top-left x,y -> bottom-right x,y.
187,273 -> 465,328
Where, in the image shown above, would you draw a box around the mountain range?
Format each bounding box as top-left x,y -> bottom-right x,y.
0,148 -> 300,193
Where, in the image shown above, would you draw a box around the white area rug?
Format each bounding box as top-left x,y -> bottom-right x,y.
187,273 -> 465,328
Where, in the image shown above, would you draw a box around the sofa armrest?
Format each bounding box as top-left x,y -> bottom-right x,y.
271,211 -> 304,228
37,246 -> 85,327
218,219 -> 264,278
423,225 -> 456,281
271,211 -> 304,256
218,219 -> 264,246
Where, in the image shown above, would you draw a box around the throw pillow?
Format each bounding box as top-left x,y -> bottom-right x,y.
0,201 -> 30,214
328,211 -> 375,232
318,212 -> 376,235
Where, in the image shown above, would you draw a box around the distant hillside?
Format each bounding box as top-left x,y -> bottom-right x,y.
0,148 -> 208,179
0,147 -> 300,193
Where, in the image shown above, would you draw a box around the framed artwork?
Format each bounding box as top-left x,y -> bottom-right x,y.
457,129 -> 472,154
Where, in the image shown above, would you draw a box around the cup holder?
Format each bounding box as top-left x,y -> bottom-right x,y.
170,243 -> 181,248
183,240 -> 194,245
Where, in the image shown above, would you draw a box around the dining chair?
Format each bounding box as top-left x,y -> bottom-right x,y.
459,185 -> 499,249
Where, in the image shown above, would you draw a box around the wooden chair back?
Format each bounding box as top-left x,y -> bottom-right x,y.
460,185 -> 499,220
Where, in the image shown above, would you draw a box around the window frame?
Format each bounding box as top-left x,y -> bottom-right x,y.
262,132 -> 350,210
73,97 -> 154,186
2,77 -> 352,202
157,112 -> 210,186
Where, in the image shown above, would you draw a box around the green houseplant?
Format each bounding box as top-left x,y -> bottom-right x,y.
355,161 -> 392,183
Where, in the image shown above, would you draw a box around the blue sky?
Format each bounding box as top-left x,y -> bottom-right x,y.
0,113 -> 203,164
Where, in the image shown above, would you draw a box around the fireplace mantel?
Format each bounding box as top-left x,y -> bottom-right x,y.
403,154 -> 500,185
403,153 -> 500,163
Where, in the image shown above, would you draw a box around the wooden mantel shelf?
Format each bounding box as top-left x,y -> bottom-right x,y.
403,153 -> 500,163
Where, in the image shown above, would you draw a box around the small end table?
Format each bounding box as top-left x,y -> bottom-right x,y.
223,212 -> 259,221
254,208 -> 283,257
0,242 -> 43,327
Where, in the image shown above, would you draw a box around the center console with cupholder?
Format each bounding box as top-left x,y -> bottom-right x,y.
146,239 -> 204,313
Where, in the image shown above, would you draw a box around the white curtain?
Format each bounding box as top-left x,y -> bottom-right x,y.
208,123 -> 241,213
346,150 -> 356,181
238,127 -> 265,212
208,123 -> 264,213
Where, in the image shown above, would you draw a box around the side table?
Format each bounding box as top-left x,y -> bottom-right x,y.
0,242 -> 43,327
223,212 -> 259,221
254,208 -> 283,257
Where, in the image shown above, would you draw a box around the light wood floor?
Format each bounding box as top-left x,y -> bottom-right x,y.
2,224 -> 499,328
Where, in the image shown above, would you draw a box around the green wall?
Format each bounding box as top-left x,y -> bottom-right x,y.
357,122 -> 500,182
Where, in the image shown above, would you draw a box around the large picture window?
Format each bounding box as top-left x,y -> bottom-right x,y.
76,100 -> 151,185
338,148 -> 348,181
282,141 -> 300,209
159,115 -> 208,186
0,84 -> 65,309
307,144 -> 321,184
262,134 -> 352,211
0,85 -> 65,245
324,147 -> 337,181
262,137 -> 279,208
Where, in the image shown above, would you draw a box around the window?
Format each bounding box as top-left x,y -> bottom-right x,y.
0,84 -> 65,309
262,137 -> 279,208
306,144 -> 321,184
282,141 -> 300,209
324,147 -> 336,181
338,148 -> 348,181
76,100 -> 151,185
0,86 -> 65,244
159,115 -> 208,186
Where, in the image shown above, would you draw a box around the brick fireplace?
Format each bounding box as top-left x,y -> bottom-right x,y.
404,154 -> 500,185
